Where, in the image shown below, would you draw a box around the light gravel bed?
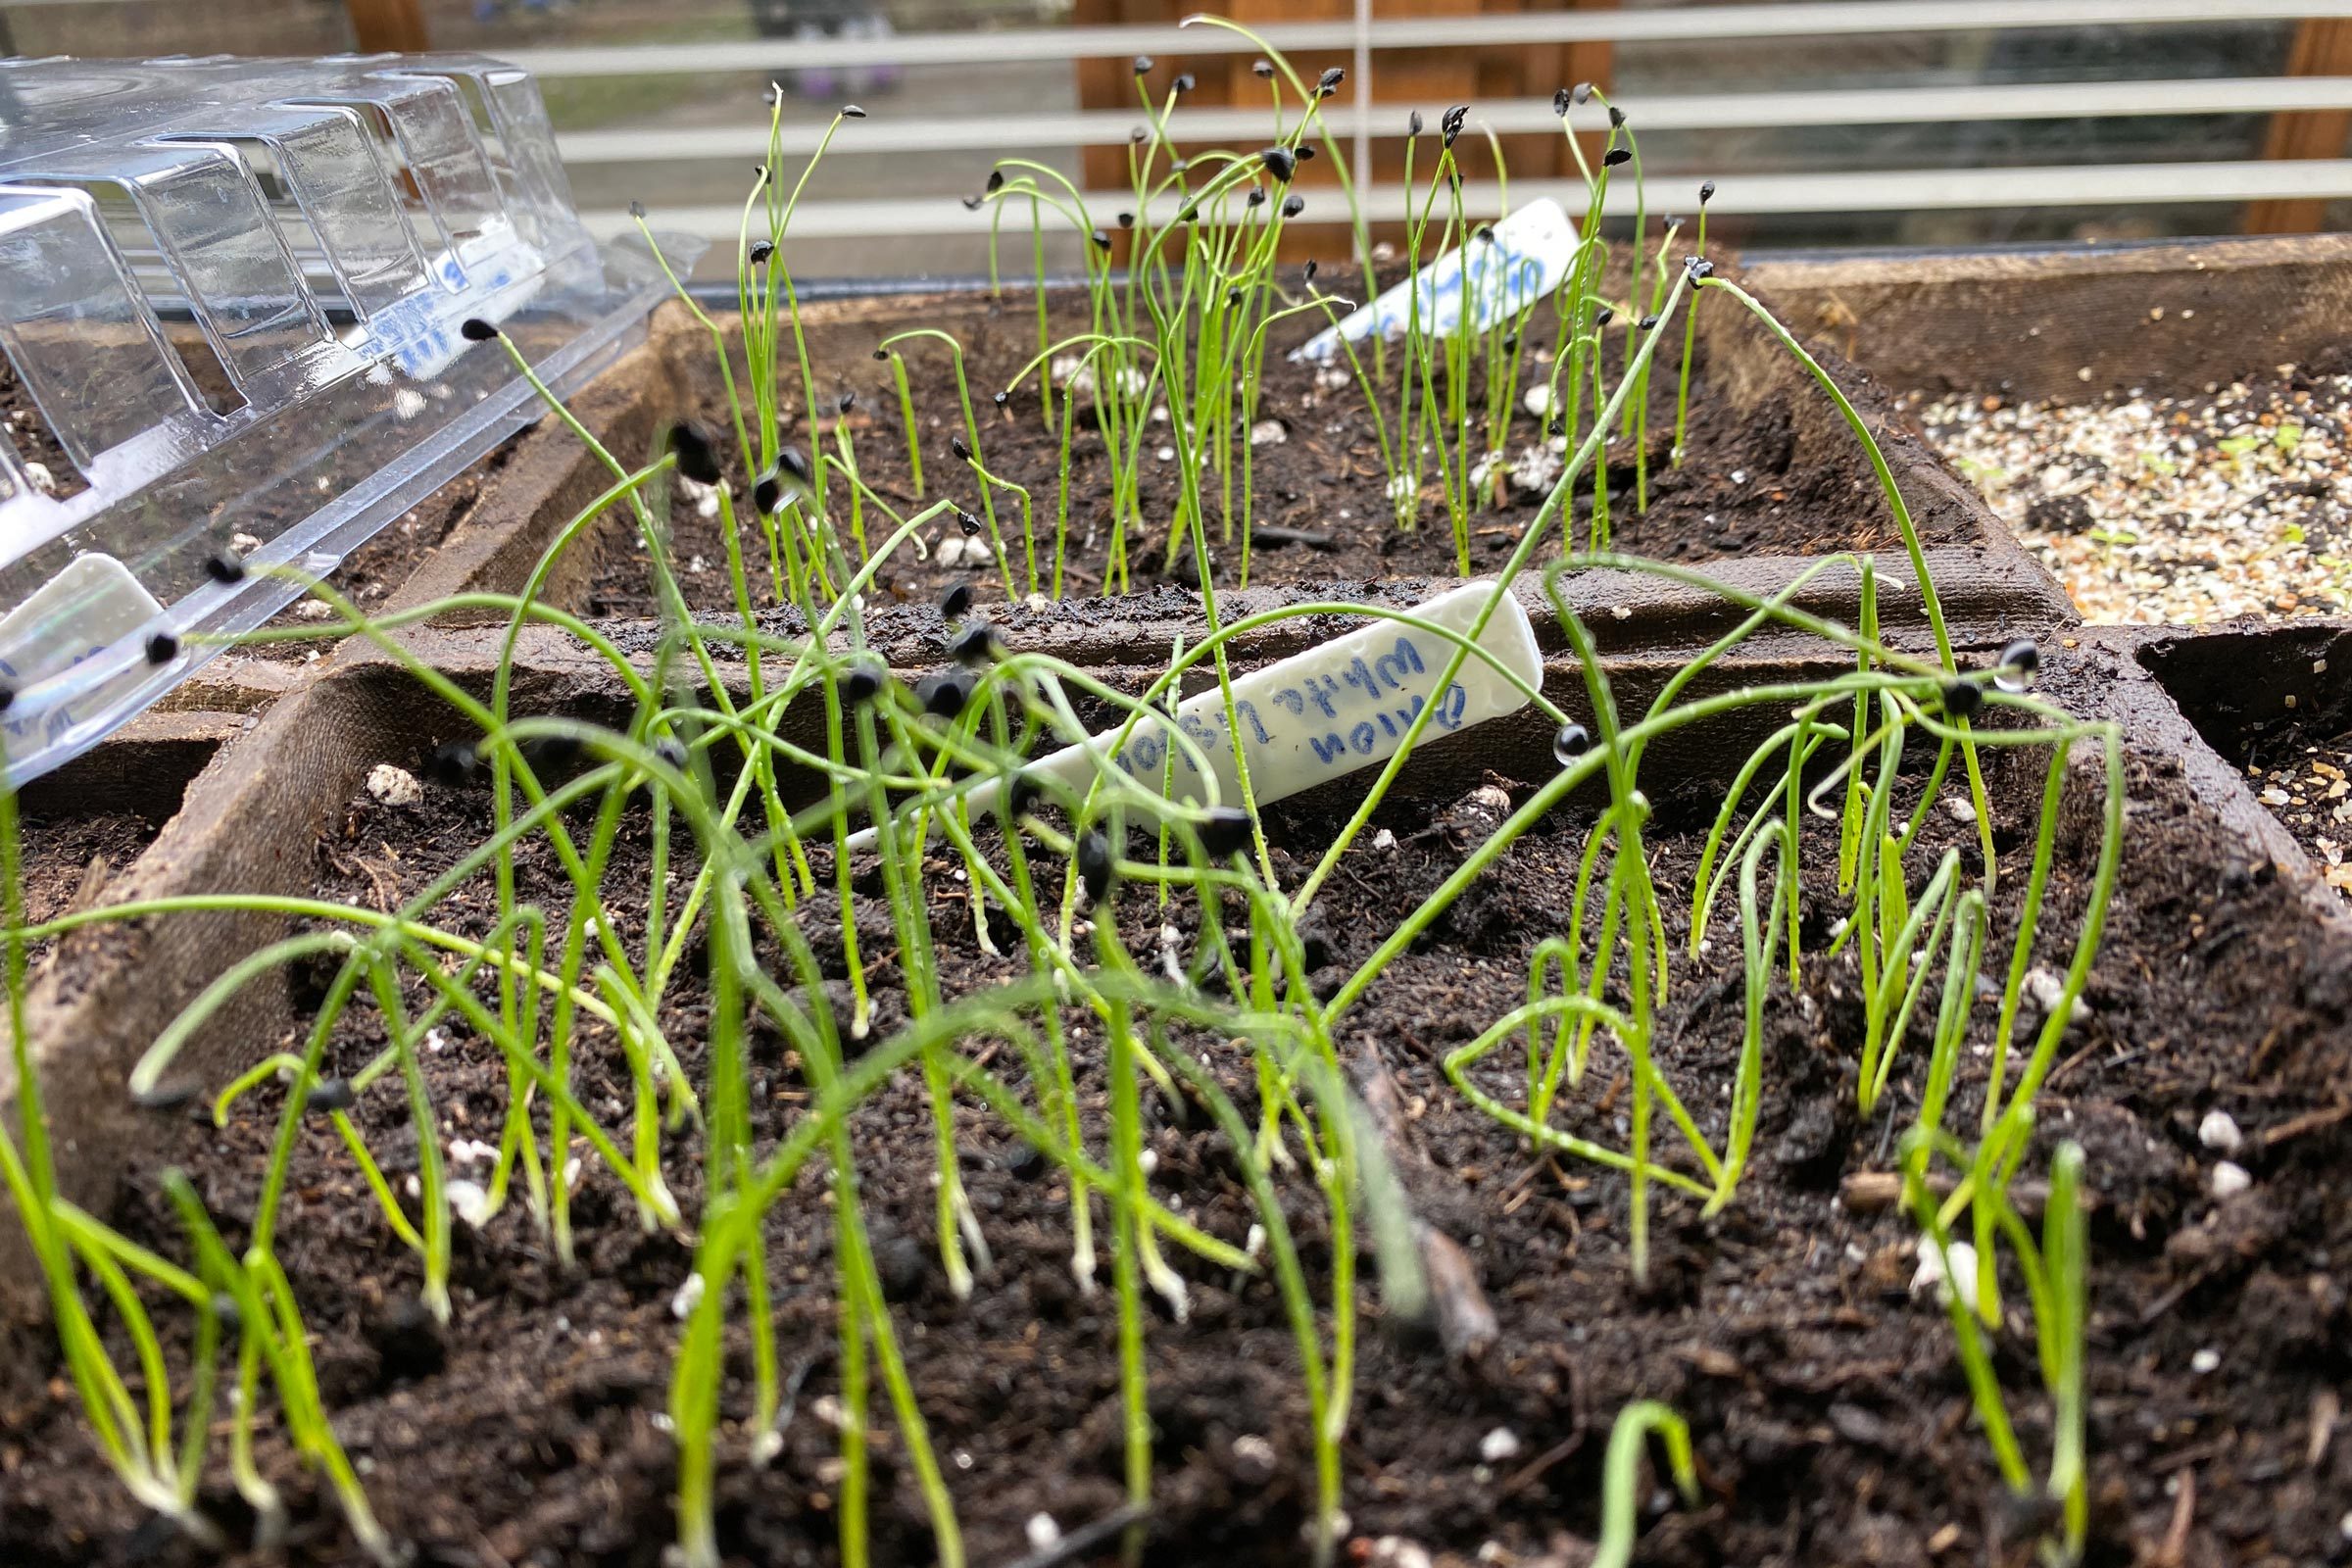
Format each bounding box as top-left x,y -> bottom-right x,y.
1917,368 -> 2352,625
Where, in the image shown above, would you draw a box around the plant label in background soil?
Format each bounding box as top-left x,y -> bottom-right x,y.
960,578 -> 1544,827
1294,198 -> 1578,363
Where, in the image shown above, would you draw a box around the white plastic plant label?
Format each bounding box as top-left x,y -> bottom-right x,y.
0,553 -> 167,765
965,578 -> 1544,827
1294,198 -> 1579,364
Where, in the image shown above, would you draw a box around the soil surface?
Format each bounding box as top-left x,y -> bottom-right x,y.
2231,715 -> 2352,906
7,809 -> 162,968
242,428 -> 531,665
589,302 -> 1983,620
3,645 -> 2348,1568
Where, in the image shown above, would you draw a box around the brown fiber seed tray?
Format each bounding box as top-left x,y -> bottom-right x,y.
2,606 -> 2348,1566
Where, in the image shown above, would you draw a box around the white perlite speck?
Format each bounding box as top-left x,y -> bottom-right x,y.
1511,443 -> 1563,494
446,1179 -> 491,1229
2198,1108 -> 2244,1153
1478,1427 -> 1521,1462
1911,1237 -> 1980,1313
2190,1348 -> 2221,1374
366,763 -> 422,807
1024,1514 -> 1060,1550
670,1272 -> 707,1319
2211,1159 -> 2251,1199
1249,418 -> 1287,447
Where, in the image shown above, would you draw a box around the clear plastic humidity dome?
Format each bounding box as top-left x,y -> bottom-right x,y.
0,53 -> 678,784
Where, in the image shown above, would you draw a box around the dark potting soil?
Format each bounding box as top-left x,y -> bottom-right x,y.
7,809 -> 162,969
0,355 -> 89,504
2233,717 -> 2352,906
585,305 -> 1982,621
3,648 -> 2349,1568
240,428 -> 530,665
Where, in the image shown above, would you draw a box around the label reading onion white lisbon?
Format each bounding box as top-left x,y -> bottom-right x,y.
1292,198 -> 1579,364
978,578 -> 1544,822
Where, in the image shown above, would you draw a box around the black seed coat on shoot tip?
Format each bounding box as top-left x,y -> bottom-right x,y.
1118,211 -> 1135,227
839,390 -> 857,413
145,631 -> 177,664
1077,830 -> 1114,901
1281,194 -> 1305,219
1552,86 -> 1573,117
2000,638 -> 2041,678
938,581 -> 974,621
430,740 -> 479,787
956,510 -> 984,537
950,622 -> 1002,666
670,423 -> 723,486
753,473 -> 783,514
306,1078 -> 356,1115
1603,147 -> 1632,168
1637,314 -> 1659,330
1408,110 -> 1424,136
1699,179 -> 1717,204
1554,722 -> 1592,764
919,669 -> 973,719
654,736 -> 690,772
1260,146 -> 1297,182
1940,680 -> 1984,719
1318,66 -> 1346,94
1092,228 -> 1113,250
205,551 -> 245,584
1133,54 -> 1152,74
1198,806 -> 1252,859
842,104 -> 866,118
779,446 -> 813,484
460,317 -> 499,342
841,663 -> 885,706
1005,771 -> 1043,818
0,683 -> 13,715
749,239 -> 773,265
1174,73 -> 1196,93
1252,59 -> 1273,78
951,435 -> 972,462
